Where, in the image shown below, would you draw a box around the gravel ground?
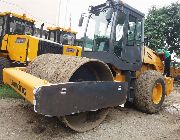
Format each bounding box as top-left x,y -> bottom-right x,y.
164,82 -> 180,116
0,83 -> 179,140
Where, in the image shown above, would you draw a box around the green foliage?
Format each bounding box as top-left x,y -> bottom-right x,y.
145,2 -> 180,55
0,85 -> 22,99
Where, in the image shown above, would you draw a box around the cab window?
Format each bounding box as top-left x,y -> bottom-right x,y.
25,24 -> 33,35
10,20 -> 25,34
49,31 -> 55,41
9,18 -> 33,35
136,21 -> 142,46
61,32 -> 76,45
0,17 -> 4,36
114,11 -> 126,57
85,8 -> 114,52
34,28 -> 40,37
127,15 -> 136,46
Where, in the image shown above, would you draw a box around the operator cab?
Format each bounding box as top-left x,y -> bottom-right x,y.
47,27 -> 77,46
0,12 -> 35,51
0,12 -> 35,36
80,0 -> 145,71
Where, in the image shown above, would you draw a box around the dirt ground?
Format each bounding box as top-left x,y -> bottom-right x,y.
0,83 -> 179,140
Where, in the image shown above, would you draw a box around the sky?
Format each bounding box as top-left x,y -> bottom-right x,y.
0,0 -> 179,59
0,0 -> 179,31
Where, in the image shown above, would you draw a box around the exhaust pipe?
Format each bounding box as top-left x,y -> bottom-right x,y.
40,23 -> 44,38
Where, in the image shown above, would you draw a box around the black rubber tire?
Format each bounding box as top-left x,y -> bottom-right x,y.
134,70 -> 166,114
0,57 -> 10,84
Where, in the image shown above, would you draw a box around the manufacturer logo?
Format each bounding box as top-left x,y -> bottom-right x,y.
11,80 -> 26,96
66,48 -> 75,53
16,37 -> 26,43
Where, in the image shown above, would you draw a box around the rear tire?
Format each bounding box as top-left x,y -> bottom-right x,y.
0,57 -> 10,84
134,70 -> 165,114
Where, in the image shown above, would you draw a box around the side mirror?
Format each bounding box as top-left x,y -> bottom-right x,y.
144,36 -> 149,46
78,15 -> 84,27
106,9 -> 113,21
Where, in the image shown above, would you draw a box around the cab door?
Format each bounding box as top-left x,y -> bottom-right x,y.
0,16 -> 8,51
121,14 -> 143,65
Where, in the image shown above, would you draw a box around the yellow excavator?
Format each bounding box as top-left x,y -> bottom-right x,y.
2,0 -> 174,132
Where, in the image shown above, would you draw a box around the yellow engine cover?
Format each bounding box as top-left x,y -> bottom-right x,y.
63,45 -> 82,57
171,67 -> 180,79
143,47 -> 164,73
6,35 -> 39,63
165,77 -> 174,96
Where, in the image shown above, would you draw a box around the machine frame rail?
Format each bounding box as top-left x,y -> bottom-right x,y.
3,68 -> 128,117
34,81 -> 128,116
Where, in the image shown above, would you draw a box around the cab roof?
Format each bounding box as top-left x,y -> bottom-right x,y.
90,0 -> 145,19
0,12 -> 35,23
118,0 -> 145,18
47,27 -> 77,34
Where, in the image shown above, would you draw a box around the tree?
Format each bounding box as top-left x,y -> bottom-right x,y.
145,2 -> 180,56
